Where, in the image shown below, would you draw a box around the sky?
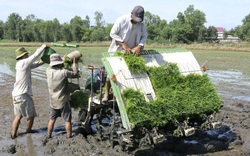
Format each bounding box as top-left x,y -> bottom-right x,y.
0,0 -> 249,30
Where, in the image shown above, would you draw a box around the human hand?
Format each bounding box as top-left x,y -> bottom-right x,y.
41,44 -> 50,52
42,43 -> 50,48
63,54 -> 67,59
121,43 -> 132,54
45,43 -> 50,48
39,59 -> 44,64
132,45 -> 142,56
41,44 -> 47,49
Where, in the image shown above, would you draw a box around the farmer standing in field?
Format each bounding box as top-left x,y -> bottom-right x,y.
46,53 -> 78,138
11,44 -> 48,139
102,5 -> 148,102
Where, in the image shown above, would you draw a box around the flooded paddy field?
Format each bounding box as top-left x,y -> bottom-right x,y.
0,46 -> 250,155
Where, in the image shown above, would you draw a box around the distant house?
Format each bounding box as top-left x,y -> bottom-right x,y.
216,27 -> 224,39
223,35 -> 240,42
216,27 -> 240,42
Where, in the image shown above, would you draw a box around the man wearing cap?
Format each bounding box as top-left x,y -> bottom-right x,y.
108,5 -> 148,56
46,53 -> 78,138
103,5 -> 148,102
11,44 -> 48,139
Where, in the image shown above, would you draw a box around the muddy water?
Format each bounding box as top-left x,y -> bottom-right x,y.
207,70 -> 250,101
0,62 -> 91,87
0,62 -> 92,155
1,62 -> 249,101
1,58 -> 250,155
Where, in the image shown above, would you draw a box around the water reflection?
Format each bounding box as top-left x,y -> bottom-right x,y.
206,70 -> 250,86
0,62 -> 91,89
26,134 -> 36,156
0,62 -> 14,76
12,134 -> 37,156
206,70 -> 250,102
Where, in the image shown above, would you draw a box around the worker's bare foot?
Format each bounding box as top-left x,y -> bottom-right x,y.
66,134 -> 72,139
10,133 -> 17,139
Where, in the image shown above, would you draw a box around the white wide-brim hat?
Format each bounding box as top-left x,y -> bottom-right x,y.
49,53 -> 64,67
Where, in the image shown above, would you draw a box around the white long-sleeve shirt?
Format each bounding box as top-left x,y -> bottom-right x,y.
108,14 -> 148,52
12,45 -> 46,97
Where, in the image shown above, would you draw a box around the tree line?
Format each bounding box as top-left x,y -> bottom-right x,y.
0,5 -> 249,44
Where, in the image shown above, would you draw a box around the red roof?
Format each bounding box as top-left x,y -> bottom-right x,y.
216,27 -> 224,32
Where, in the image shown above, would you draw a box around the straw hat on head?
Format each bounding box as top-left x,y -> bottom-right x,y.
15,47 -> 29,60
49,53 -> 64,67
